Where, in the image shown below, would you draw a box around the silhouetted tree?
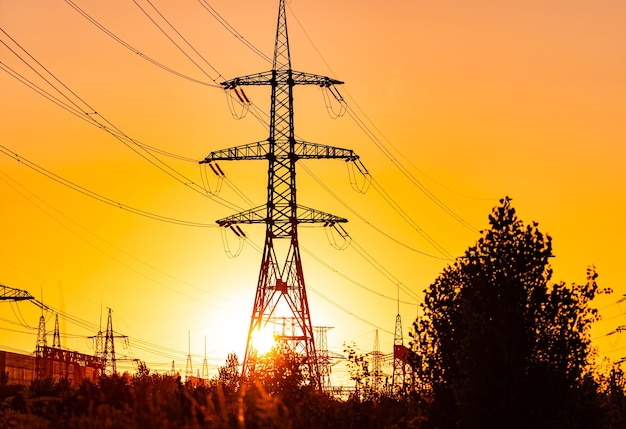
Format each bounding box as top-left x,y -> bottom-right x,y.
218,352 -> 240,398
411,197 -> 610,428
597,363 -> 626,429
344,342 -> 372,400
253,345 -> 309,400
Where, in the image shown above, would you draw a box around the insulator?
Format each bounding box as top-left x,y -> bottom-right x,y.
236,225 -> 246,237
215,163 -> 225,176
209,162 -> 220,176
329,86 -> 345,103
240,88 -> 250,103
234,87 -> 245,103
230,225 -> 241,237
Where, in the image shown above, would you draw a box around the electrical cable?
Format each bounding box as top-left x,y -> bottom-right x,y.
301,163 -> 452,260
0,144 -> 214,227
301,247 -> 416,306
196,0 -> 272,64
62,0 -> 219,87
0,171 -> 235,307
132,0 -> 224,83
0,29 -> 244,212
285,5 -> 483,230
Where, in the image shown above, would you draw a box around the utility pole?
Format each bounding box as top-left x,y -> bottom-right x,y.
201,0 -> 364,388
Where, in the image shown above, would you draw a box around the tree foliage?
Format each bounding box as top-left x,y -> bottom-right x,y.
410,197 -> 611,428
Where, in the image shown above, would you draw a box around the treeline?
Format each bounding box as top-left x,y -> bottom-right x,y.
3,198 -> 626,428
0,370 -> 421,428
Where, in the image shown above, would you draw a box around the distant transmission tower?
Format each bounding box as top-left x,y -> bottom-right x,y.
185,331 -> 193,380
314,326 -> 333,391
201,0 -> 364,388
52,314 -> 61,348
392,313 -> 406,389
372,329 -> 383,393
201,336 -> 209,379
102,308 -> 126,376
35,312 -> 47,379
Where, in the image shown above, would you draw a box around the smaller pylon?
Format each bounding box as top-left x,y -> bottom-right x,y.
313,326 -> 333,391
52,314 -> 61,348
35,310 -> 48,380
36,314 -> 47,351
185,331 -> 193,381
201,336 -> 209,379
171,360 -> 176,376
372,329 -> 383,393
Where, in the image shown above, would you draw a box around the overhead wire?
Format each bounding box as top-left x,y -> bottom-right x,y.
286,5 -> 481,233
132,0 -> 224,82
301,247 -> 416,306
307,286 -> 394,336
0,171 -> 235,307
196,0 -> 272,64
301,163 -> 452,260
62,0 -> 219,88
0,28 -> 244,212
0,145 -> 214,228
349,239 -> 422,303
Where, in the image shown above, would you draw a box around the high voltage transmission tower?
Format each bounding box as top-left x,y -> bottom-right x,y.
201,0 -> 364,388
90,308 -> 126,376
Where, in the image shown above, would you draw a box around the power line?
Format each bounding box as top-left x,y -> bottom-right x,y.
196,0 -> 272,64
0,144 -> 213,228
0,28 -> 244,211
132,0 -> 224,83
301,246 -> 417,306
0,170 -> 234,308
301,163 -> 452,260
285,5 -> 481,232
62,0 -> 219,88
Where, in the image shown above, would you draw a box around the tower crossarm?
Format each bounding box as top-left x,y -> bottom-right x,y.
221,70 -> 342,89
200,140 -> 360,163
294,141 -> 359,161
291,71 -> 343,87
216,204 -> 346,227
216,205 -> 266,227
0,284 -> 34,301
200,141 -> 270,163
295,205 -> 347,224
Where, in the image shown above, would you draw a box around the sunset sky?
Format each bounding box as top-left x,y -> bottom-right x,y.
1,0 -> 625,382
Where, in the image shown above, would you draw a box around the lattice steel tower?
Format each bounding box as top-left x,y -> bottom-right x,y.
201,0 -> 361,387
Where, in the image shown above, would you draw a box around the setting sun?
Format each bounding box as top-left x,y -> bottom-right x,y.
250,325 -> 277,356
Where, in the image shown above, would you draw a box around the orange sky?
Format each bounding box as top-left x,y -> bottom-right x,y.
1,0 -> 625,382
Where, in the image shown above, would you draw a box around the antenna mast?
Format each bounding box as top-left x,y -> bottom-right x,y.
201,0 -> 362,388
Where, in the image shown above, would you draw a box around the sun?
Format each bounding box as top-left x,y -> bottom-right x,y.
250,325 -> 277,355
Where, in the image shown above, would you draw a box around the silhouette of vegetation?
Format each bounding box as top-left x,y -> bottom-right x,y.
410,197 -> 617,428
2,198 -> 626,428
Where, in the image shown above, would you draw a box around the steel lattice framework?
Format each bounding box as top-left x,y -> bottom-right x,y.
201,0 -> 361,387
0,284 -> 34,302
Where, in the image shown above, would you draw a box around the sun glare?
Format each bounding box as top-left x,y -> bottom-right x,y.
251,326 -> 277,355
